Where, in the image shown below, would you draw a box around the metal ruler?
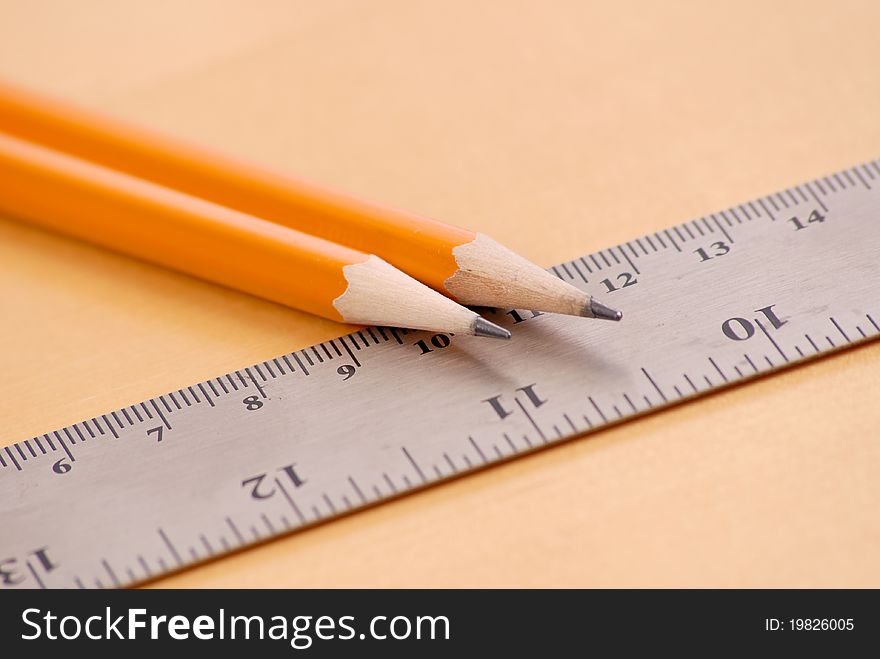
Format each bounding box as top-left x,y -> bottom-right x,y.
2,160 -> 879,589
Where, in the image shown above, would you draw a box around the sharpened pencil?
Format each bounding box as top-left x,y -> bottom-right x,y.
0,132 -> 510,339
0,81 -> 622,322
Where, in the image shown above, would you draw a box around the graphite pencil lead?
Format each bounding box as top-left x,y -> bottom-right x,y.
473,317 -> 512,340
586,298 -> 623,321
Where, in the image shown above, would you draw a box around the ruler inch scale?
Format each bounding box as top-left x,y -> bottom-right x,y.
2,159 -> 880,589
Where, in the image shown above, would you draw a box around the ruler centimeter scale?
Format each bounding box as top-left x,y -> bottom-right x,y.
2,160 -> 879,589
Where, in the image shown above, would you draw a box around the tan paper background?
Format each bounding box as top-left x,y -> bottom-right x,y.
1,0 -> 878,586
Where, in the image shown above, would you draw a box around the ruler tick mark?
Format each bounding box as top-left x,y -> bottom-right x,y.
758,198 -> 775,221
338,336 -> 361,367
3,448 -> 20,470
569,259 -> 588,282
468,436 -> 488,463
710,215 -> 734,243
102,415 -> 120,438
626,242 -> 640,258
515,398 -> 547,442
588,396 -> 608,423
743,354 -> 759,372
852,167 -> 872,190
641,367 -> 668,402
383,473 -> 398,494
199,534 -> 214,555
55,432 -> 75,462
275,478 -> 306,524
149,400 -> 171,430
708,357 -> 728,382
101,559 -> 121,587
138,555 -> 152,577
292,352 -> 310,376
225,517 -> 245,544
618,245 -> 640,274
804,182 -> 828,212
348,476 -> 368,503
755,318 -> 789,362
321,494 -> 337,515
245,368 -> 266,398
387,328 -> 403,345
830,317 -> 850,342
157,528 -> 183,566
81,419 -> 96,437
26,561 -> 46,589
401,446 -> 427,483
197,383 -> 215,407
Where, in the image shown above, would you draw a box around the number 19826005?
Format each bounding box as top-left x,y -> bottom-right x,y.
765,618 -> 854,631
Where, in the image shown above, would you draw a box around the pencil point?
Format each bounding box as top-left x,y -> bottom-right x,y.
588,298 -> 623,321
473,317 -> 512,339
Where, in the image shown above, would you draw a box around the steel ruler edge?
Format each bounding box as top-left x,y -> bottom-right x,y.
2,159 -> 880,589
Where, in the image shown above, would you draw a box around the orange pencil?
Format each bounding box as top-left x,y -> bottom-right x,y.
0,81 -> 621,322
0,132 -> 509,338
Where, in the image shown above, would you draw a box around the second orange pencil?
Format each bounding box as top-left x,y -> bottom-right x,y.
0,132 -> 509,338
